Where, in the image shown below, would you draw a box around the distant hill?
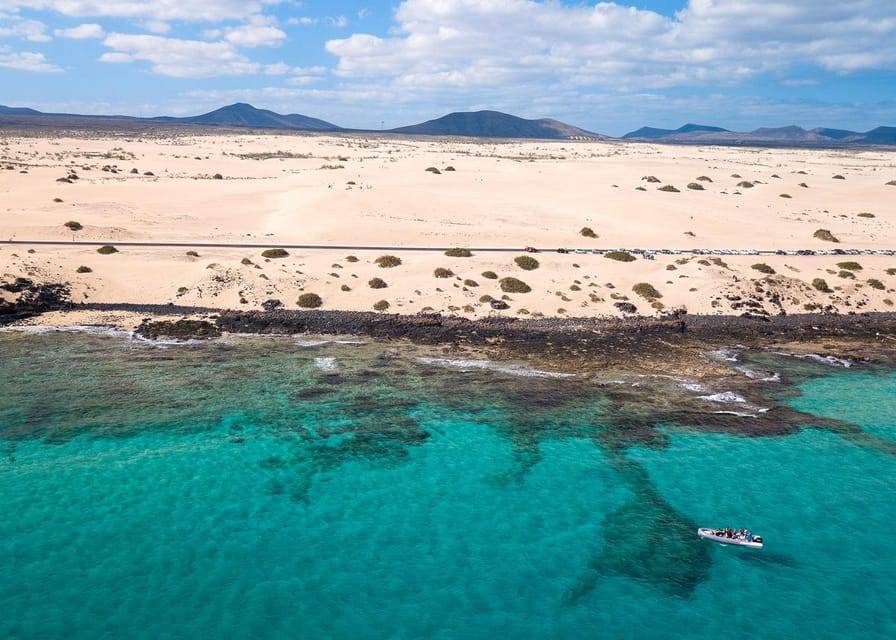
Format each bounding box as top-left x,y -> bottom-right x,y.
622,122 -> 895,146
152,103 -> 338,131
0,102 -> 339,132
622,123 -> 728,139
389,110 -> 606,140
0,105 -> 43,116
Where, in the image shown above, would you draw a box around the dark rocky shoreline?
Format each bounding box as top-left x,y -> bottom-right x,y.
3,277 -> 895,356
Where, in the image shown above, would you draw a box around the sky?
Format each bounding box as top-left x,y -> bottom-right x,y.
1,0 -> 895,136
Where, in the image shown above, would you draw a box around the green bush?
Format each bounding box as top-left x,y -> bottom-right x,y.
444,248 -> 472,257
814,229 -> 839,243
514,255 -> 540,271
605,251 -> 636,262
97,245 -> 118,255
373,300 -> 390,311
632,283 -> 662,299
375,255 -> 402,268
751,263 -> 776,275
499,277 -> 531,294
297,293 -> 323,308
580,227 -> 597,238
368,277 -> 387,289
261,248 -> 289,258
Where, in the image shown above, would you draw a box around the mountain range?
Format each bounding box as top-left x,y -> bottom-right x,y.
622,122 -> 896,146
0,102 -> 893,146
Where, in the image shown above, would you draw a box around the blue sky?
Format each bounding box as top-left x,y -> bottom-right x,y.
1,0 -> 895,136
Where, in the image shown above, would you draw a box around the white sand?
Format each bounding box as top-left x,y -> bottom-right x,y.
2,130 -> 895,320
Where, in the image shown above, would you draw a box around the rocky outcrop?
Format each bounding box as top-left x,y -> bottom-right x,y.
0,278 -> 70,325
135,319 -> 222,340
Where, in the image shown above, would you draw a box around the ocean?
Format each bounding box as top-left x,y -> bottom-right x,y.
1,330 -> 894,639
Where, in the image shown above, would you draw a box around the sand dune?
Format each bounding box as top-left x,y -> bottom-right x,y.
2,129 -> 895,319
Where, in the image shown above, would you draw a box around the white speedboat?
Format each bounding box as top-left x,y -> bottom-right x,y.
697,528 -> 764,549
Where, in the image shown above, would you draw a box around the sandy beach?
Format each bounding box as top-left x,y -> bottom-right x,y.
2,128 -> 896,322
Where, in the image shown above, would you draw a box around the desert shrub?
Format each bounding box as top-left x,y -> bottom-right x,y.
737,181 -> 754,188
444,248 -> 472,257
814,229 -> 839,243
886,268 -> 896,276
837,261 -> 862,271
261,248 -> 289,258
658,185 -> 680,192
177,287 -> 188,295
97,245 -> 118,255
514,255 -> 540,270
696,176 -> 713,182
186,251 -> 200,257
213,173 -> 223,180
297,293 -> 323,308
64,221 -> 83,231
751,263 -> 776,275
368,277 -> 387,289
433,267 -> 454,278
76,265 -> 92,273
425,167 -> 441,174
780,193 -> 792,198
373,300 -> 390,311
345,255 -> 359,263
686,183 -> 704,191
642,175 -> 661,183
499,277 -> 531,294
886,180 -> 896,186
375,255 -> 402,268
444,166 -> 456,172
481,271 -> 498,279
867,279 -> 886,290
832,174 -> 846,180
53,197 -> 63,203
605,251 -> 636,262
812,278 -> 831,292
858,213 -> 875,218
341,284 -> 351,292
463,279 -> 478,287
580,227 -> 597,238
838,270 -> 856,279
632,283 -> 662,299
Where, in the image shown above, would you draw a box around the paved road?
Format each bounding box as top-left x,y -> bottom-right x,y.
1,239 -> 894,257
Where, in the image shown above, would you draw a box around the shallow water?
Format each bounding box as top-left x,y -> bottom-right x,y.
1,332 -> 894,639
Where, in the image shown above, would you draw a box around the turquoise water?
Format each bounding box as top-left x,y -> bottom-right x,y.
1,332 -> 895,639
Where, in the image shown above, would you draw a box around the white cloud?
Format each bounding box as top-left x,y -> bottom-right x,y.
7,1 -> 284,22
100,33 -> 277,78
325,0 -> 896,93
222,16 -> 286,47
0,46 -> 61,72
287,17 -> 318,26
0,11 -> 51,41
326,16 -> 348,28
143,20 -> 171,34
54,23 -> 104,39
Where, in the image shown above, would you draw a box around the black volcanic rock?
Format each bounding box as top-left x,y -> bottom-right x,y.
389,110 -> 605,139
135,319 -> 222,340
